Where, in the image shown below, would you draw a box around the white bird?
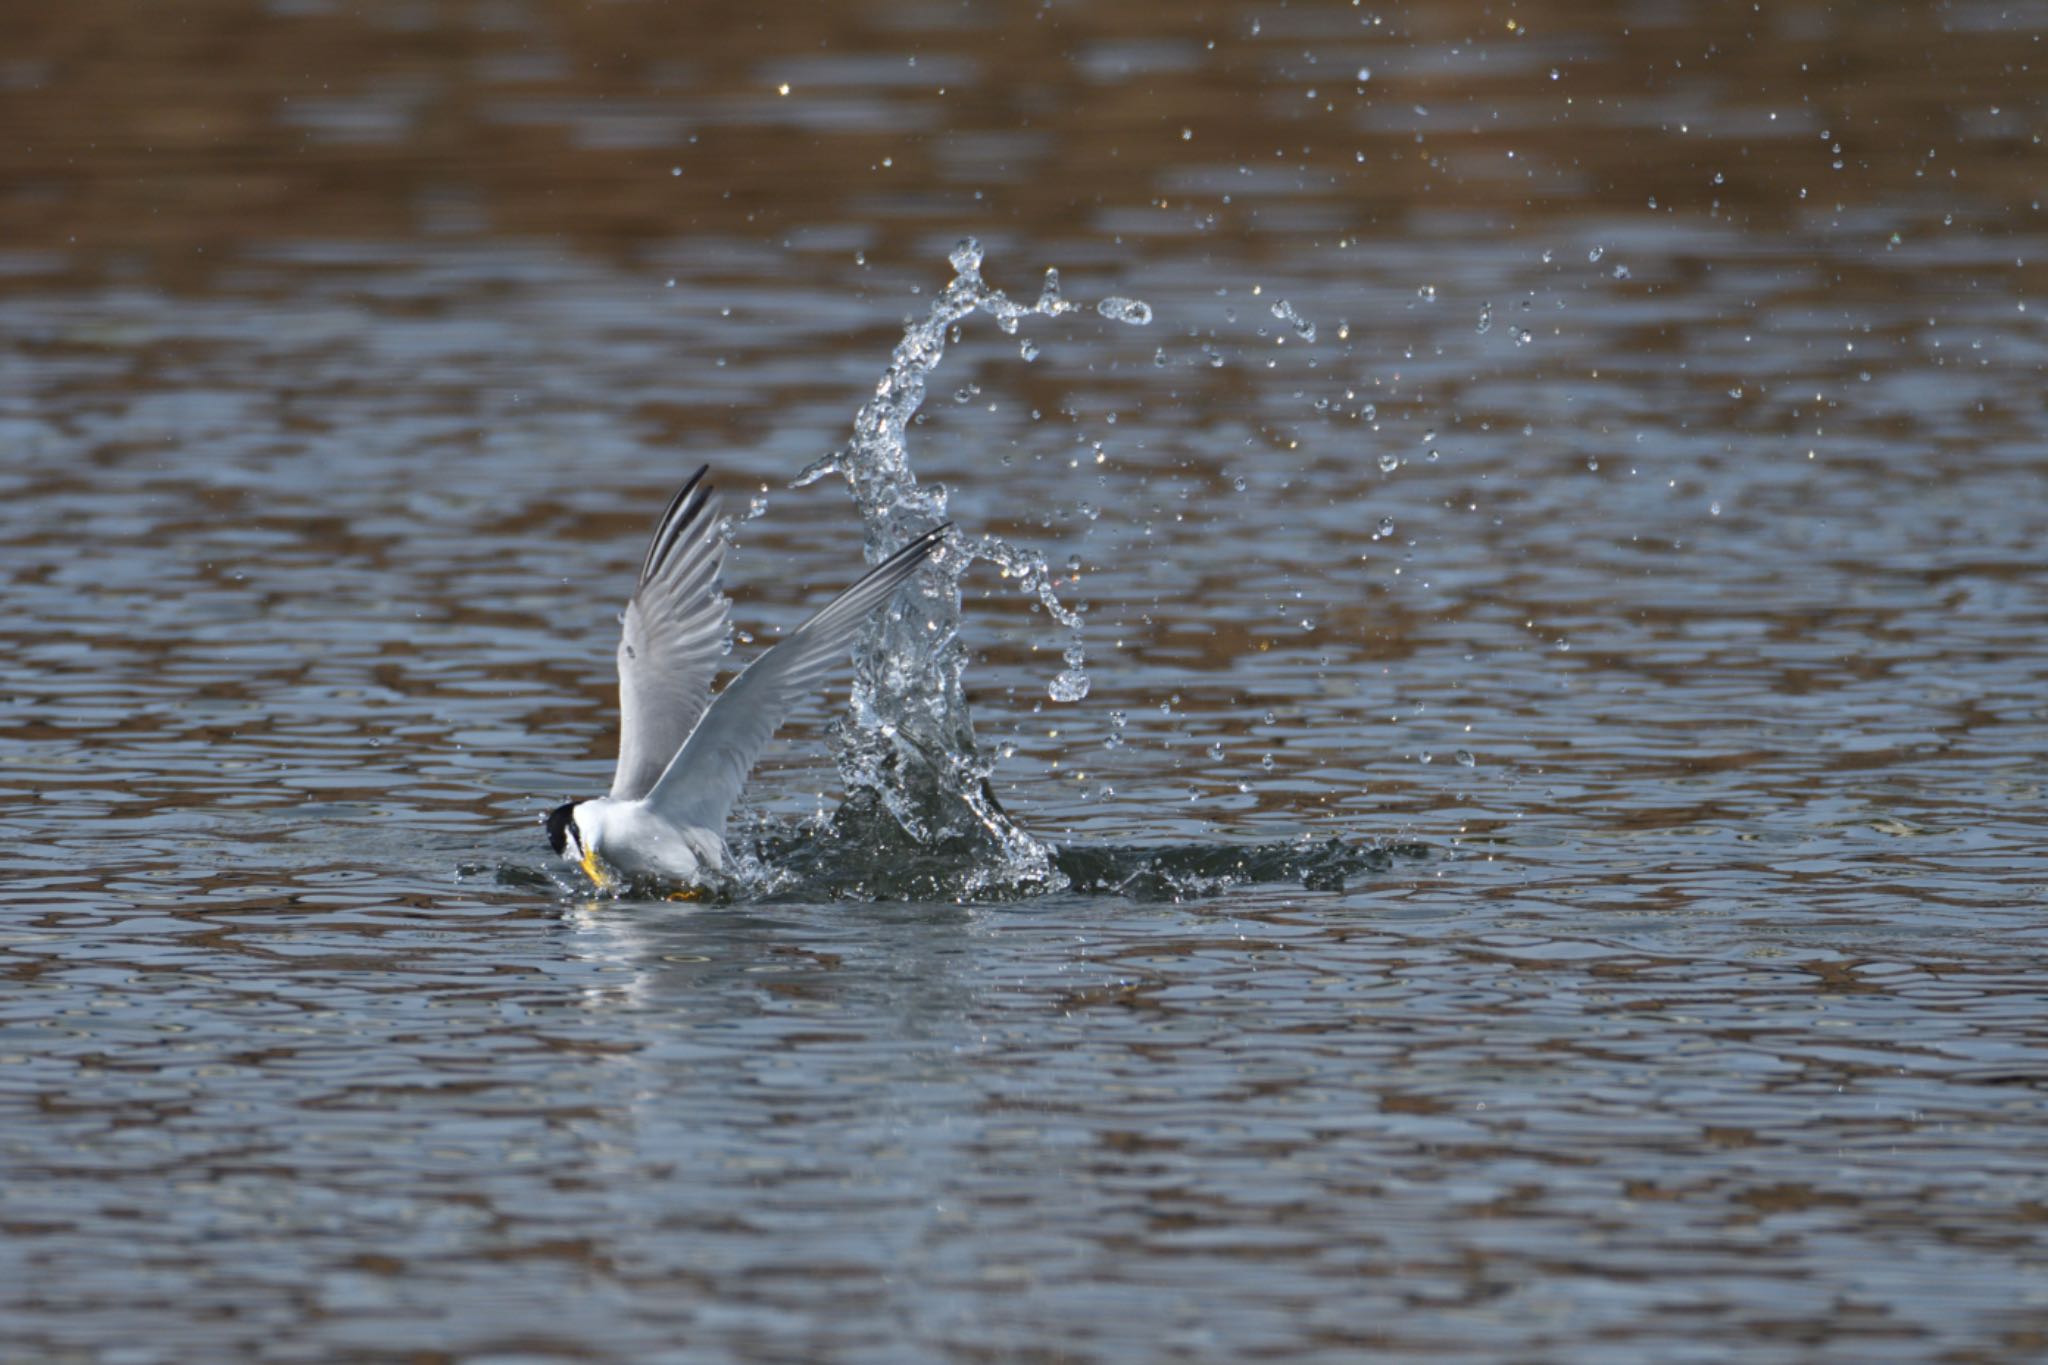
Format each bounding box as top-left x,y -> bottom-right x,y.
544,465 -> 946,889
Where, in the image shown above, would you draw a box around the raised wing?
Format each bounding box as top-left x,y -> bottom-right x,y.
611,466 -> 730,801
644,524 -> 949,834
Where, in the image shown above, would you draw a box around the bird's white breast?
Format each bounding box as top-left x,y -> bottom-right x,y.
580,798 -> 727,882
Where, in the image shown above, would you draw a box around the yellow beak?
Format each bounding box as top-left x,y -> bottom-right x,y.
580,845 -> 612,889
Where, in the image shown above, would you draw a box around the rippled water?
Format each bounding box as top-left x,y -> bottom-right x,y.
6,1 -> 2048,1360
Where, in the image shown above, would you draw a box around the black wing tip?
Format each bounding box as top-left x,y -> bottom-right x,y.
664,465 -> 716,518
675,463 -> 713,495
818,523 -> 950,609
898,521 -> 953,558
857,522 -> 951,579
639,465 -> 721,584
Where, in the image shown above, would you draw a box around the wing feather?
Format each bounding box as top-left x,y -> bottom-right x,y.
643,525 -> 949,834
611,466 -> 730,800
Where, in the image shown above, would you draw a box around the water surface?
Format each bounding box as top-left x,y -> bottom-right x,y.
4,1 -> 2048,1360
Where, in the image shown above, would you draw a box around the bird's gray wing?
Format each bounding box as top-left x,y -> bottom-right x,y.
643,524 -> 949,834
611,466 -> 730,801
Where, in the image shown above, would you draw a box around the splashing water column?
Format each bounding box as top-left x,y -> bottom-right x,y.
794,241 -> 1150,897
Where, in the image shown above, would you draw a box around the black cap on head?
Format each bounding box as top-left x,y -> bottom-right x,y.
544,801 -> 577,857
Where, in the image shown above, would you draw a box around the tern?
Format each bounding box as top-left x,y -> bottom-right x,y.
544,465 -> 945,888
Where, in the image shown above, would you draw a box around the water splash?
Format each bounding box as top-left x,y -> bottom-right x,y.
707,833 -> 1432,905
489,833 -> 1432,907
1052,836 -> 1431,902
792,239 -> 1150,898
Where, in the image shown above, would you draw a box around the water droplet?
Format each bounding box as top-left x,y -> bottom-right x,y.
1588,244 -> 1605,263
1097,296 -> 1153,325
1376,453 -> 1400,473
1356,66 -> 1372,81
1376,516 -> 1395,537
1036,268 -> 1064,311
1417,284 -> 1437,302
1231,475 -> 1247,492
1018,338 -> 1039,362
1455,748 -> 1476,767
950,238 -> 984,273
1270,299 -> 1316,342
1476,301 -> 1493,334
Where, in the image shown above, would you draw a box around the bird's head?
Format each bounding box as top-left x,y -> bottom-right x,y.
543,800 -> 609,886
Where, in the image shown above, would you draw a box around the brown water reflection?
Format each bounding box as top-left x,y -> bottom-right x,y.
5,0 -> 2048,1361
4,0 -> 2042,280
